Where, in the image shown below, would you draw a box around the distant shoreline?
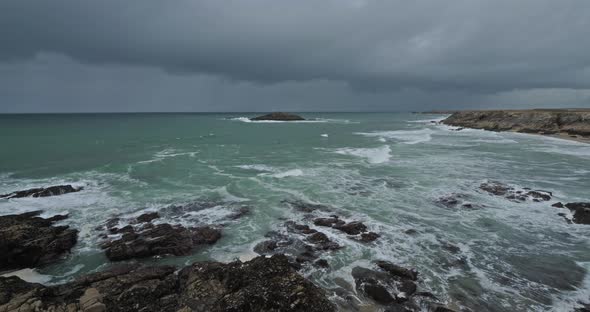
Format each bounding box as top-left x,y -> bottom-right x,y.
440,109 -> 590,144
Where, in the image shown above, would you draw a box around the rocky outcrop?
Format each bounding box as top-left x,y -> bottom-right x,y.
442,109 -> 590,138
250,112 -> 305,121
564,203 -> 590,224
313,216 -> 379,242
0,211 -> 78,271
479,181 -> 552,202
0,185 -> 83,199
101,222 -> 221,261
0,255 -> 336,312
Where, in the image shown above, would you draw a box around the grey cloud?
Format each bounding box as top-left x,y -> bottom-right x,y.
2,0 -> 590,93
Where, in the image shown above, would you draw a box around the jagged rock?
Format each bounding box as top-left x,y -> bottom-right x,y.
250,112 -> 305,121
305,232 -> 341,250
375,261 -> 418,281
552,202 -> 564,208
101,223 -> 221,261
355,232 -> 380,243
314,259 -> 330,268
314,217 -> 343,227
479,181 -> 552,202
565,203 -> 590,224
333,221 -> 367,235
442,110 -> 590,138
284,221 -> 318,234
0,255 -> 335,312
0,185 -> 82,199
135,212 -> 160,223
0,211 -> 78,270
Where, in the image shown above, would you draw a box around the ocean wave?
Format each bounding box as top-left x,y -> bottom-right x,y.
236,164 -> 276,172
356,129 -> 433,145
137,148 -> 198,164
270,169 -> 304,178
332,145 -> 391,164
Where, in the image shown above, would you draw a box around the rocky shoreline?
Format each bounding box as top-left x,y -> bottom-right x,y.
441,109 -> 590,142
1,183 -> 590,311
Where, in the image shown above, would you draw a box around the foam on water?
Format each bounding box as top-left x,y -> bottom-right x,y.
332,145 -> 392,164
270,169 -> 304,178
1,269 -> 53,284
229,117 -> 333,123
356,129 -> 434,145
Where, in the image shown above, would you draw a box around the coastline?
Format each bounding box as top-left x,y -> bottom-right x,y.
441,109 -> 590,144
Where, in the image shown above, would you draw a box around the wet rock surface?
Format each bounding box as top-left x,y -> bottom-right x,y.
0,184 -> 83,199
103,224 -> 221,261
0,255 -> 336,312
101,218 -> 221,261
250,112 -> 305,121
479,181 -> 552,202
0,211 -> 78,271
564,203 -> 590,224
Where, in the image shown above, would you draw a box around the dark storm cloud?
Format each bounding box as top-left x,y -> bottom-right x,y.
2,0 -> 590,93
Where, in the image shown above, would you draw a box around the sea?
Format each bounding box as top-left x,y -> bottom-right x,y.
1,113 -> 589,312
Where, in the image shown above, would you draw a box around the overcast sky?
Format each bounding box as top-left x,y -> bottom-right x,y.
1,0 -> 590,112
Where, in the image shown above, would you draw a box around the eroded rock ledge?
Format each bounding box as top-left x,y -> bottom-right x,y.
0,211 -> 78,271
0,255 -> 336,312
250,112 -> 305,121
442,109 -> 590,139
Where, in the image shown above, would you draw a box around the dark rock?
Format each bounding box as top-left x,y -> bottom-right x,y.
552,202 -> 564,208
314,259 -> 330,268
526,190 -> 552,201
0,255 -> 336,312
284,221 -> 318,234
253,240 -> 278,255
375,261 -> 418,281
251,112 -> 305,121
565,203 -> 590,224
404,229 -> 418,235
333,221 -> 367,235
356,232 -> 380,242
479,181 -> 512,196
101,223 -> 221,261
313,217 -> 343,227
432,305 -> 458,312
306,232 -> 341,250
136,212 -> 160,223
0,184 -> 82,199
362,283 -> 396,305
0,211 -> 78,271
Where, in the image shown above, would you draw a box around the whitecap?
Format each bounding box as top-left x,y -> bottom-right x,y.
236,164 -> 276,172
321,134 -> 329,138
333,145 -> 391,164
270,169 -> 304,178
356,129 -> 433,145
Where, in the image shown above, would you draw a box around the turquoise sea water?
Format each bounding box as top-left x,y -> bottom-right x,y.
1,113 -> 589,311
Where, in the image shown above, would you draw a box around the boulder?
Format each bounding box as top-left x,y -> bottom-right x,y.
0,211 -> 78,270
1,185 -> 82,199
0,255 -> 336,312
565,203 -> 590,224
250,112 -> 305,121
135,212 -> 160,223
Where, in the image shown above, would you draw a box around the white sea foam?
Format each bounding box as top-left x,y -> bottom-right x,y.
1,268 -> 53,284
356,129 -> 433,145
333,145 -> 391,164
228,117 -> 353,124
321,133 -> 329,137
551,262 -> 590,312
270,169 -> 304,178
236,164 -> 276,172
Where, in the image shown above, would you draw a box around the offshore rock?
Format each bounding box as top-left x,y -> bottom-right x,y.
0,211 -> 78,270
251,112 -> 305,121
0,255 -> 336,312
0,185 -> 82,199
564,202 -> 590,224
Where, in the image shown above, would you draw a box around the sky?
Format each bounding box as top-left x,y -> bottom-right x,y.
1,0 -> 590,112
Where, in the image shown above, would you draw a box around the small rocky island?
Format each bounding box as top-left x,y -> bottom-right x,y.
250,112 -> 305,121
442,109 -> 590,140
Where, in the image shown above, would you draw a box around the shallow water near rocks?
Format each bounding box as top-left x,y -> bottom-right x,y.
1,112 -> 589,311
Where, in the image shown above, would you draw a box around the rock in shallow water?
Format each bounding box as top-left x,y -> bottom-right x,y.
0,184 -> 82,199
250,112 -> 305,121
101,223 -> 221,261
564,202 -> 590,224
0,211 -> 78,271
0,255 -> 336,312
